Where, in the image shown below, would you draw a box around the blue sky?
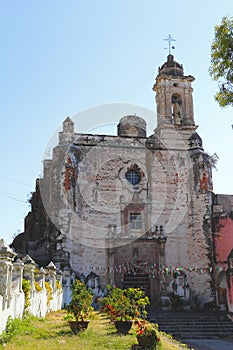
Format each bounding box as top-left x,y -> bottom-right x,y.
0,0 -> 233,243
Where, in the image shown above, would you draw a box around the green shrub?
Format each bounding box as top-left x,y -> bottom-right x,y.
0,314 -> 34,345
65,280 -> 93,321
101,286 -> 150,321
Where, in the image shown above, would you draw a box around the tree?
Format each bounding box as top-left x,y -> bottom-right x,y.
209,16 -> 233,107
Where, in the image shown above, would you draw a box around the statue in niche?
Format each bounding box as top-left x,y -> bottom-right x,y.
172,95 -> 182,125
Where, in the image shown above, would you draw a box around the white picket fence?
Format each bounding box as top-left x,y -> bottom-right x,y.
0,239 -> 64,334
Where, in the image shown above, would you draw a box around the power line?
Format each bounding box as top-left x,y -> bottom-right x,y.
0,173 -> 31,187
0,191 -> 28,203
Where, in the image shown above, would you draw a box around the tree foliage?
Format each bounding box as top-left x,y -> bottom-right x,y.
66,280 -> 93,321
209,16 -> 233,107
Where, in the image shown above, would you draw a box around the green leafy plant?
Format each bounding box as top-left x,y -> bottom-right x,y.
101,286 -> 150,321
0,314 -> 35,345
135,320 -> 161,349
45,281 -> 53,306
209,16 -> 233,107
22,278 -> 31,311
56,279 -> 62,292
65,280 -> 93,322
34,281 -> 42,292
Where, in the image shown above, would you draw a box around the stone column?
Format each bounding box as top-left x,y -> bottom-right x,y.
184,90 -> 190,120
184,87 -> 194,125
155,87 -> 165,126
158,236 -> 167,297
165,89 -> 172,123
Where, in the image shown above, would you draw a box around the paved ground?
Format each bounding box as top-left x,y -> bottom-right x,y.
184,338 -> 233,350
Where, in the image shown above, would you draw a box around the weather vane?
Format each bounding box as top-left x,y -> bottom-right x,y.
164,34 -> 176,54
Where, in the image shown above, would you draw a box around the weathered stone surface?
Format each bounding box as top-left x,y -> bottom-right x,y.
11,55 -> 217,306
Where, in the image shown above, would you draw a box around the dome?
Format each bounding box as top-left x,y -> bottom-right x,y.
117,115 -> 147,138
158,54 -> 184,77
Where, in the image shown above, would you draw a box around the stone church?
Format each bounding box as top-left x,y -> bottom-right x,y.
12,54 -> 220,306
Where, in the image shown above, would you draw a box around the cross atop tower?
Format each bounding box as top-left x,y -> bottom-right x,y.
164,34 -> 176,54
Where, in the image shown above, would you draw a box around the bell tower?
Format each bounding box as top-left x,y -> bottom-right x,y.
153,54 -> 195,128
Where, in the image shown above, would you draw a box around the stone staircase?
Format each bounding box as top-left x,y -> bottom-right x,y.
123,273 -> 150,297
148,309 -> 233,340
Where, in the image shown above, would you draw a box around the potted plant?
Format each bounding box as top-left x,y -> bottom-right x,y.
135,320 -> 161,349
169,293 -> 184,311
101,286 -> 150,334
65,279 -> 93,333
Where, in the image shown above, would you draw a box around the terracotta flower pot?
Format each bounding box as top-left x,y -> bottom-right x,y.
137,334 -> 158,349
114,320 -> 133,334
69,320 -> 89,334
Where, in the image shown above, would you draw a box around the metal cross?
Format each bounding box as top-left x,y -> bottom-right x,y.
164,34 -> 176,54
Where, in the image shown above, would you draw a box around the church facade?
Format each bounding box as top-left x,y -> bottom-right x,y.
12,55 -> 225,307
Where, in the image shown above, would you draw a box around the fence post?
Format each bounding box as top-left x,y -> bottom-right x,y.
0,239 -> 16,309
22,255 -> 36,297
37,267 -> 46,289
45,261 -> 57,289
13,258 -> 24,293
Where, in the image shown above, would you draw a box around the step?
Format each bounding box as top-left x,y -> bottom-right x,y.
148,309 -> 233,340
156,322 -> 233,326
158,327 -> 233,333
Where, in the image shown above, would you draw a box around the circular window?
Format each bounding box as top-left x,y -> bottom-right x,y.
125,169 -> 141,185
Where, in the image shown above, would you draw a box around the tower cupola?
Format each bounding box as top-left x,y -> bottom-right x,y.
153,55 -> 195,128
158,54 -> 184,77
59,116 -> 75,144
